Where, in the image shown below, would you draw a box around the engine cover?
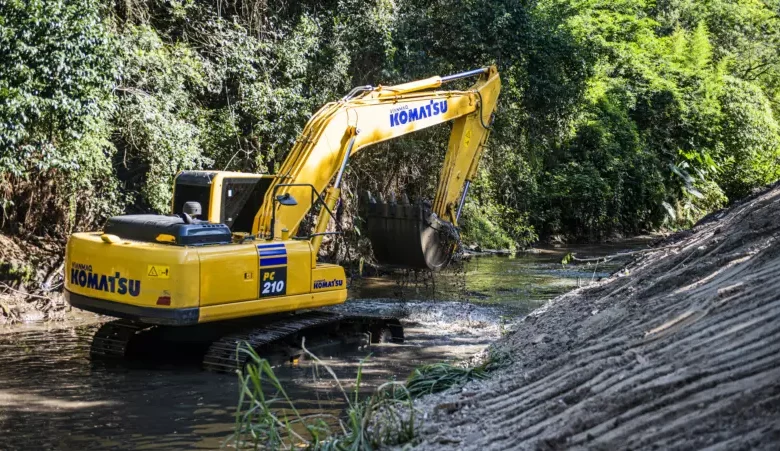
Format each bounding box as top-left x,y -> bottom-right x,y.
104,214 -> 232,246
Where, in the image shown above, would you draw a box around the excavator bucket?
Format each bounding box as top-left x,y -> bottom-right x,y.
359,192 -> 458,271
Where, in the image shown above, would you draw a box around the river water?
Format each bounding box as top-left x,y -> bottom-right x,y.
0,243 -> 645,450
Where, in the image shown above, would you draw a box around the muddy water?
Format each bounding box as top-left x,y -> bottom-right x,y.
0,244 -> 645,450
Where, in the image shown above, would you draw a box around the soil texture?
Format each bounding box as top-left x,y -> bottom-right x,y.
411,185 -> 780,450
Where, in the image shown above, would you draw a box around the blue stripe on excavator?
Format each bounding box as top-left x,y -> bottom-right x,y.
260,257 -> 288,267
259,249 -> 287,257
257,243 -> 285,249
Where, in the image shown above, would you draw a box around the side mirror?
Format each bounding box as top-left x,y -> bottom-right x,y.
275,193 -> 298,206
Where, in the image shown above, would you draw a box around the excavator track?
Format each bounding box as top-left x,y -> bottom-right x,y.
90,312 -> 403,371
90,319 -> 153,358
203,311 -> 403,373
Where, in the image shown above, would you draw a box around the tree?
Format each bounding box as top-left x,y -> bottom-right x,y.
0,0 -> 118,235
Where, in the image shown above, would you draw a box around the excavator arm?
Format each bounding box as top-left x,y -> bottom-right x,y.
253,66 -> 501,269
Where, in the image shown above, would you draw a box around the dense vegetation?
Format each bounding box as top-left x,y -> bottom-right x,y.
2,0 -> 779,250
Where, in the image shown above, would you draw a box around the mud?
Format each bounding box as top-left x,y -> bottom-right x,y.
410,186 -> 780,450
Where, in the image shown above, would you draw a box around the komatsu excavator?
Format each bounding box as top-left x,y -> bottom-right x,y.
65,67 -> 500,370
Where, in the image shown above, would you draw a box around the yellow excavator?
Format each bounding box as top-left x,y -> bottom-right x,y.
65,67 -> 500,370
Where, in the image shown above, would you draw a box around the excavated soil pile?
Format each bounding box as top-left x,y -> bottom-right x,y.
412,186 -> 780,449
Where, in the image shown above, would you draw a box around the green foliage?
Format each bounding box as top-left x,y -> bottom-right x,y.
0,0 -> 119,235
715,76 -> 780,199
0,0 -> 116,173
113,25 -> 211,212
534,92 -> 668,238
460,201 -> 517,251
1,0 -> 779,243
404,362 -> 488,398
517,0 -> 780,237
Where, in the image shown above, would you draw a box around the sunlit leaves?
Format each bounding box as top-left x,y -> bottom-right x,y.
0,0 -> 118,235
0,0 -> 116,175
1,0 -> 779,244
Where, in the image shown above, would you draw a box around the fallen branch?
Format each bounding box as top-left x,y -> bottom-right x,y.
42,260 -> 64,291
0,282 -> 55,301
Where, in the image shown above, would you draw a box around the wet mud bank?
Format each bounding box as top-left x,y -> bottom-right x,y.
0,234 -> 68,325
411,186 -> 780,449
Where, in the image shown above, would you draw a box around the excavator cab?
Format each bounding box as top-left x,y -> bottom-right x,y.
172,171 -> 273,234
94,171 -> 273,248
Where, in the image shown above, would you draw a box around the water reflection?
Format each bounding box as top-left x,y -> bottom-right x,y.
351,242 -> 640,313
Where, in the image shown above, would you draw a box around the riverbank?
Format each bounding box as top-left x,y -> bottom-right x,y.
408,185 -> 780,449
0,234 -> 68,325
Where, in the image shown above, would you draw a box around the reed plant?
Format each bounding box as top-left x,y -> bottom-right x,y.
229,340 -> 416,450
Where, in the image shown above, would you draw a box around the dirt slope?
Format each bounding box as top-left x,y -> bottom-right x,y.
411,186 -> 780,450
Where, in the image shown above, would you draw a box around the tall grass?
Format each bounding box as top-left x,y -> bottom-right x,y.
229,340 -> 497,450
404,362 -> 488,399
229,340 -> 417,450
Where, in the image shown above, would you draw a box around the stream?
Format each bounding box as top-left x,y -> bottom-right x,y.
0,241 -> 647,450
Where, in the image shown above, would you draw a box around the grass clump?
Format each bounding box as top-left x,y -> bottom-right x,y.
229,340 -> 416,450
404,363 -> 488,399
230,342 -> 500,449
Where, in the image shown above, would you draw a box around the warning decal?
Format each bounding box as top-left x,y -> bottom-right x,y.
147,265 -> 170,279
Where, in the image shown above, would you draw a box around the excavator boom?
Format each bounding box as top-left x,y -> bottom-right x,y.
254,66 -> 500,269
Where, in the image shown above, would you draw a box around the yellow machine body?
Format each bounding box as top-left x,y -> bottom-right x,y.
66,232 -> 346,325
65,67 -> 500,325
